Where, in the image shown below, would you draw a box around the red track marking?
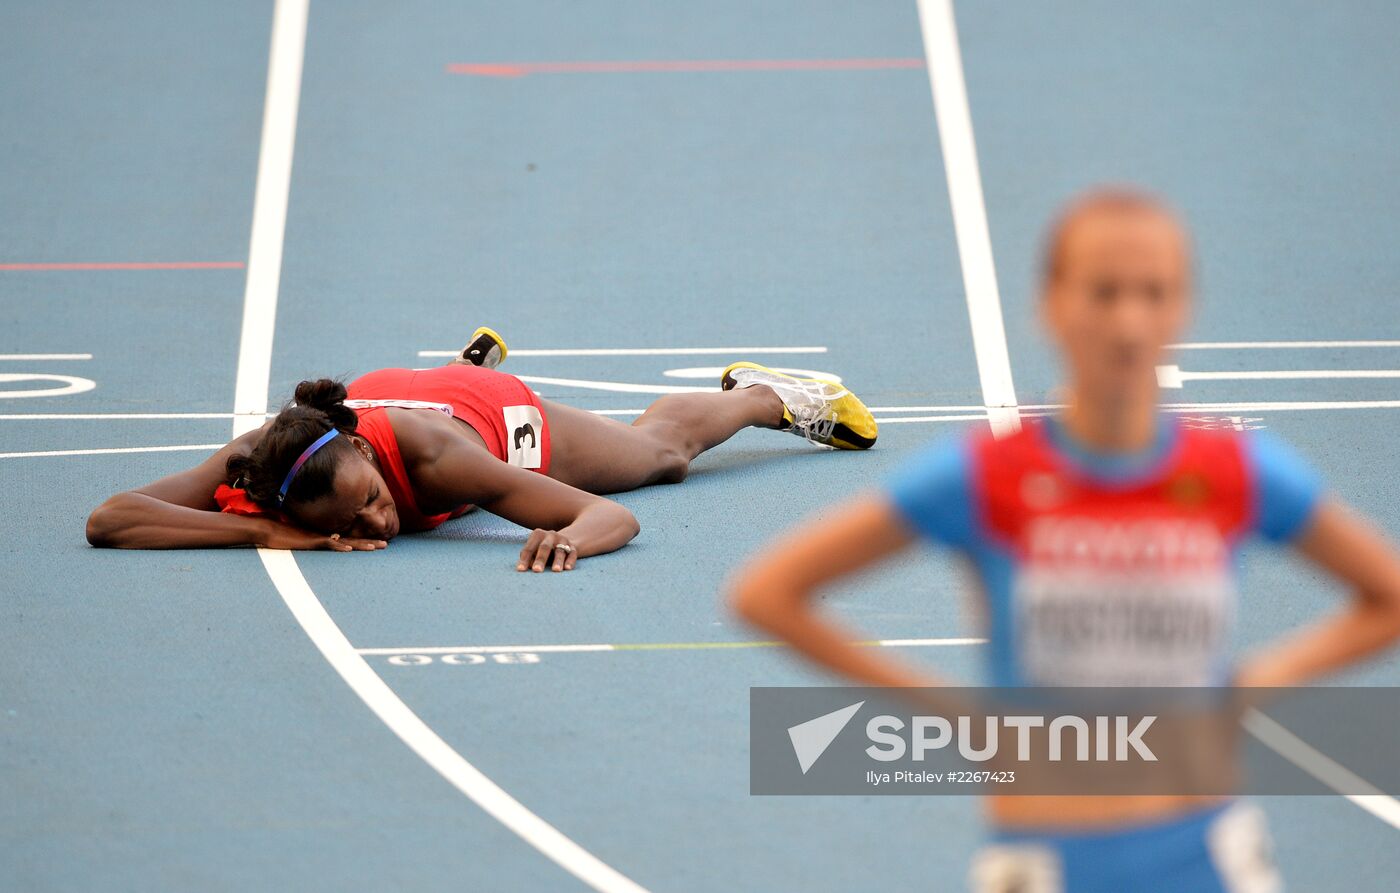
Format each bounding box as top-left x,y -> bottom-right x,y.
446,58 -> 926,77
0,261 -> 245,271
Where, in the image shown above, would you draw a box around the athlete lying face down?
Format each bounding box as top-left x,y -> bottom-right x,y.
86,329 -> 878,572
729,190 -> 1400,891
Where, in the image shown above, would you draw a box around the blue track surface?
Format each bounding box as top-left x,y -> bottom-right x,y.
4,2 -> 1399,890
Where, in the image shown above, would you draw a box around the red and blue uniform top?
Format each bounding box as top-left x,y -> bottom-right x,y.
886,417 -> 1323,687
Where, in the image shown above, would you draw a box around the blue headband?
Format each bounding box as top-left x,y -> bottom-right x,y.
276,429 -> 340,507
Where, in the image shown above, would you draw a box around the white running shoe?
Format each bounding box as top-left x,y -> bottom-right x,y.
720,362 -> 877,450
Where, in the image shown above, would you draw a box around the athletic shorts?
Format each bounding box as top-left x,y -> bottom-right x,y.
969,802 -> 1281,893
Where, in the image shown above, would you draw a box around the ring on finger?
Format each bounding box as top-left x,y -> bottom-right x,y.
554,543 -> 575,554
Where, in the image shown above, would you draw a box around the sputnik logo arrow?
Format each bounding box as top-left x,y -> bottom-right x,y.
787,701 -> 865,774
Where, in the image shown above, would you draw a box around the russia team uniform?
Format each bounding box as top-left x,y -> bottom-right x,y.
887,416 -> 1323,892
346,365 -> 552,532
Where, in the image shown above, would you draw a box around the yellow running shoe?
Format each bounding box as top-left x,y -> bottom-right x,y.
721,361 -> 877,450
459,326 -> 508,369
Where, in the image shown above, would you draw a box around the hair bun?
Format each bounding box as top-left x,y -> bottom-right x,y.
292,378 -> 357,431
294,378 -> 347,409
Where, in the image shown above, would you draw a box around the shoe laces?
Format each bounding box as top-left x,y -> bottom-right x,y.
778,377 -> 845,444
790,402 -> 837,443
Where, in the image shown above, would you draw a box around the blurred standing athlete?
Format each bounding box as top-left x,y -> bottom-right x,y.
730,189 -> 1400,892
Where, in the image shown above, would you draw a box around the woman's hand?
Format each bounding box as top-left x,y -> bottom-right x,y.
1237,499 -> 1400,687
518,529 -> 578,572
729,495 -> 935,689
260,520 -> 388,552
402,419 -> 640,569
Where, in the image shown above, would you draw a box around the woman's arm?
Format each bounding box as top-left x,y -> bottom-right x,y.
405,418 -> 639,571
1236,498 -> 1400,687
728,494 -> 941,688
86,426 -> 386,552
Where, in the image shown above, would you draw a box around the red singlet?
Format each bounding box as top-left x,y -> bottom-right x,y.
346,365 -> 552,532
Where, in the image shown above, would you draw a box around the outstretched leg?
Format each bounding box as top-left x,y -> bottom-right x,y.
543,388 -> 783,494
445,331 -> 874,491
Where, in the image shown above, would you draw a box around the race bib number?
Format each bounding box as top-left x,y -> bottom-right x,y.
503,404 -> 544,469
1016,516 -> 1234,686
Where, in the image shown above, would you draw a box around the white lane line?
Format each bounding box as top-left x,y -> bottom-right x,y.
876,414 -> 1015,424
1243,710 -> 1400,829
11,399 -> 1400,428
1161,399 -> 1400,412
21,400 -> 1400,459
662,366 -> 840,381
0,412 -> 244,420
873,637 -> 988,647
0,409 -> 643,421
915,0 -> 1398,836
516,374 -> 715,395
1158,364 -> 1400,388
1186,368 -> 1400,380
870,404 -> 988,413
355,638 -> 986,656
230,0 -> 307,437
226,4 -> 650,891
418,346 -> 827,358
0,353 -> 92,361
916,0 -> 1019,437
1172,340 -> 1400,350
416,339 -> 1400,360
0,443 -> 224,459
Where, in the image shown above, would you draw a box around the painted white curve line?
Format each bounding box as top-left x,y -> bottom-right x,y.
227,3 -> 651,890
418,346 -> 827,358
0,373 -> 96,399
916,0 -> 1019,437
1243,709 -> 1400,829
